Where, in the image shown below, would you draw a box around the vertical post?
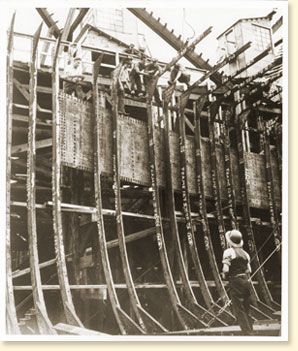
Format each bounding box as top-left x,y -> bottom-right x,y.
6,12 -> 20,334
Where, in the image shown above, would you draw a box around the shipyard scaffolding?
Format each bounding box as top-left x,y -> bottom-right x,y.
6,8 -> 283,336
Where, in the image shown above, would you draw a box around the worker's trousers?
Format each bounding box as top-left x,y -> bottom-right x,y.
229,275 -> 254,335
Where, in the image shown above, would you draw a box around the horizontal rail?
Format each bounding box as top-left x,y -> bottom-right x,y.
10,201 -> 272,225
13,281 -> 279,290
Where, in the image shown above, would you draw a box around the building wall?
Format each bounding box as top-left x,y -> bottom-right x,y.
240,19 -> 275,77
217,18 -> 275,78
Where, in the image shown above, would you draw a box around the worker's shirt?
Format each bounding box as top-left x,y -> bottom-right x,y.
145,62 -> 160,76
64,63 -> 83,82
222,247 -> 251,277
118,64 -> 130,83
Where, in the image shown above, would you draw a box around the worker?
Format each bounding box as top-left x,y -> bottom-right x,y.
143,58 -> 162,106
129,55 -> 146,97
124,43 -> 139,55
221,230 -> 254,335
63,44 -> 85,99
112,57 -> 132,115
168,62 -> 191,90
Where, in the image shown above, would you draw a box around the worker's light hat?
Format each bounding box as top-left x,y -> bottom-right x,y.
225,230 -> 243,248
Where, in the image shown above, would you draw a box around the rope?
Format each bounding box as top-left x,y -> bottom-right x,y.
201,238 -> 282,320
183,9 -> 196,42
250,242 -> 282,280
250,222 -> 280,264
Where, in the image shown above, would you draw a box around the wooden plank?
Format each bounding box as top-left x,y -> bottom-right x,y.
36,8 -> 60,38
12,138 -> 52,154
68,9 -> 90,38
213,47 -> 271,92
27,22 -> 56,334
54,323 -> 109,335
166,323 -> 281,336
93,57 -> 144,335
6,11 -> 21,335
52,32 -> 84,327
13,114 -> 52,126
15,280 -> 276,290
40,25 -> 55,66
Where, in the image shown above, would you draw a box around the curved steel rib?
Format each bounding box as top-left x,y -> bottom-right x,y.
259,115 -> 282,262
110,64 -> 167,333
6,11 -> 20,335
52,34 -> 84,327
178,92 -> 236,324
163,87 -> 229,328
92,57 -> 145,335
193,99 -> 236,324
208,101 -> 229,244
219,105 -> 239,230
146,84 -> 201,330
233,91 -> 278,309
27,23 -> 56,334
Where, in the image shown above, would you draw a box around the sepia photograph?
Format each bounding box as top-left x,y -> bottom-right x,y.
2,0 -> 287,341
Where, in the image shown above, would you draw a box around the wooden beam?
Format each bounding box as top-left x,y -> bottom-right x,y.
128,8 -> 222,85
184,114 -> 194,133
12,227 -> 157,279
257,105 -> 282,115
272,16 -> 283,34
13,281 -> 232,290
12,254 -> 71,279
107,227 -> 156,249
13,158 -> 51,178
68,9 -> 89,39
12,126 -> 51,138
13,103 -> 52,114
13,78 -> 30,101
12,138 -> 52,154
61,9 -> 76,43
13,114 -> 52,126
36,8 -> 60,38
11,201 -> 272,225
54,323 -> 108,336
40,26 -> 56,65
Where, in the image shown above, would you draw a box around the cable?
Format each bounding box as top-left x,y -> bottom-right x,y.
183,9 -> 196,42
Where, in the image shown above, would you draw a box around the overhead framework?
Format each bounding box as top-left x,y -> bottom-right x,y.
7,8 -> 283,336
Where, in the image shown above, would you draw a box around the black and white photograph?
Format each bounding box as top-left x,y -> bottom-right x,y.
1,0 -> 288,341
